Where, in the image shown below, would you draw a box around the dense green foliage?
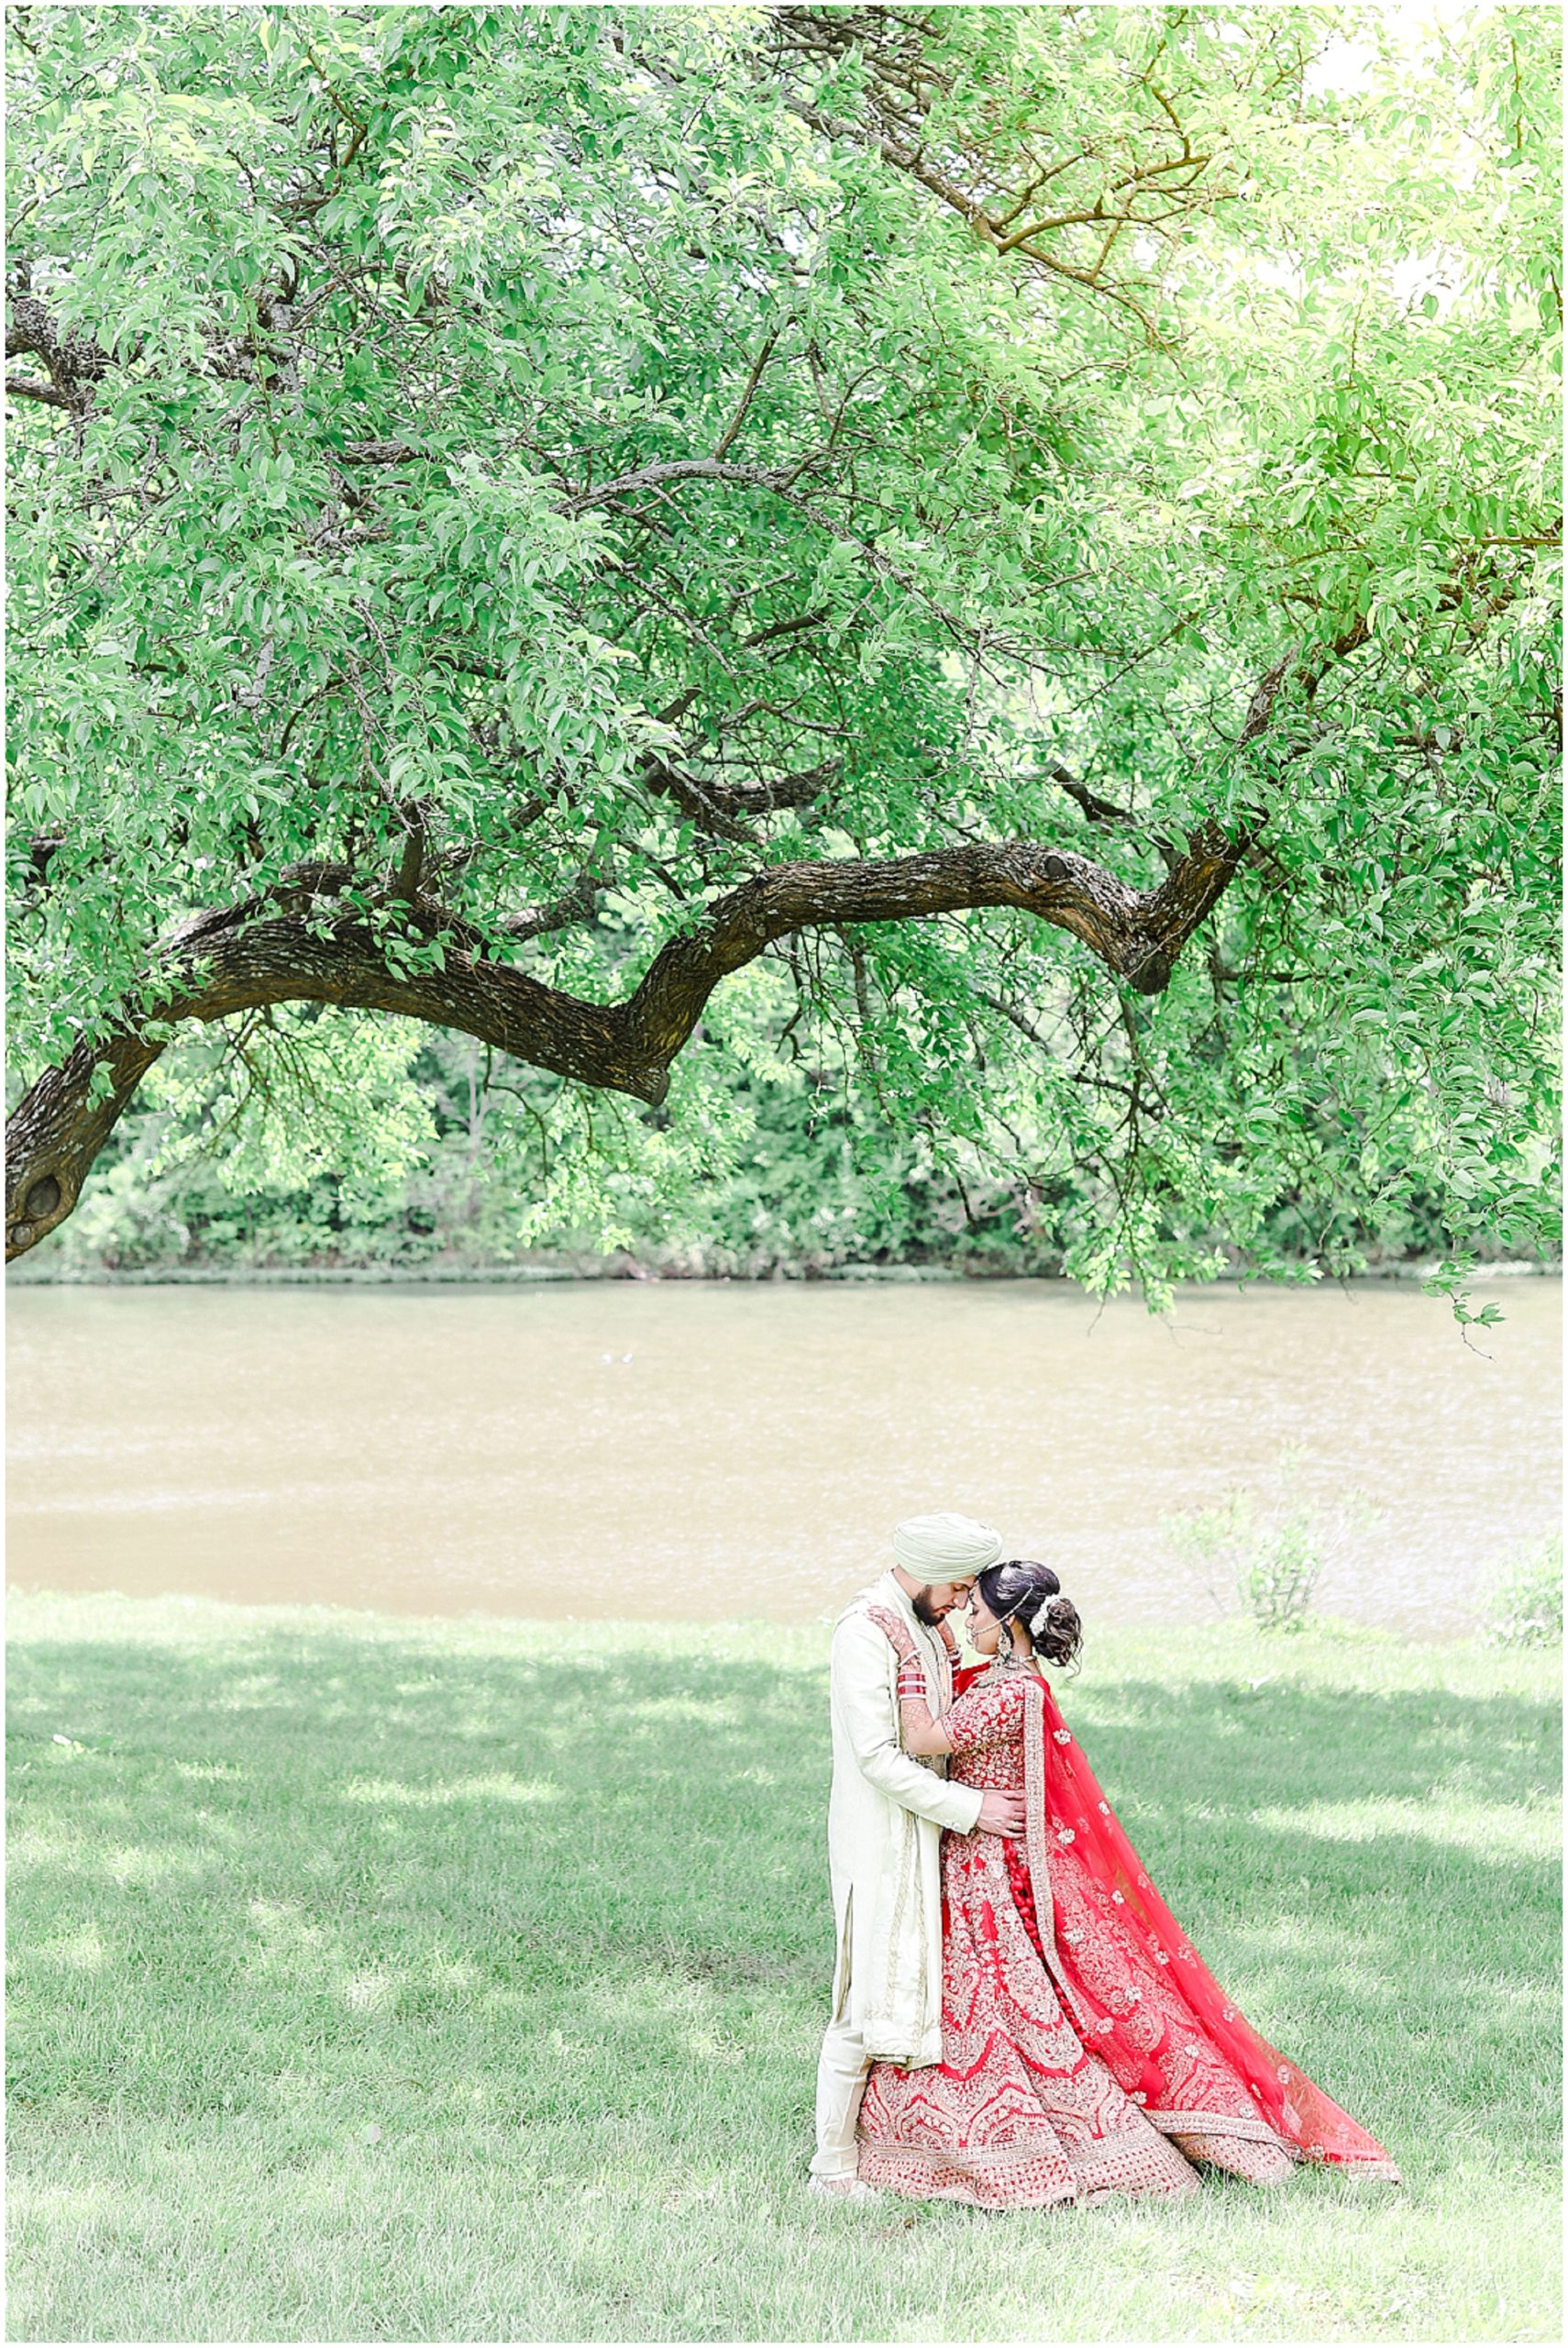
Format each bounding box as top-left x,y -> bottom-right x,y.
9,1594 -> 1561,2342
7,5 -> 1561,1299
26,995 -> 1551,1277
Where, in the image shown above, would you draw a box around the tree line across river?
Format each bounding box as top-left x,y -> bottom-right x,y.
20,1007 -> 1553,1283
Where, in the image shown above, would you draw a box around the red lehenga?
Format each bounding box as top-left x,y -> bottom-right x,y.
856,1653 -> 1401,2210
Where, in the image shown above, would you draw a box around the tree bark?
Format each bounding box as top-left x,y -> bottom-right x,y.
5,832 -> 1237,1260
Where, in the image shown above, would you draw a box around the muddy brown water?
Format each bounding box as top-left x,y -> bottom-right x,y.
6,1278 -> 1559,1634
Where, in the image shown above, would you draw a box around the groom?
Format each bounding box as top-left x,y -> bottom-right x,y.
809,1511 -> 1026,2196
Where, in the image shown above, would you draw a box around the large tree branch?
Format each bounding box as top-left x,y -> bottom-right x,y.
6,833 -> 1228,1258
6,288 -> 113,398
6,372 -> 76,411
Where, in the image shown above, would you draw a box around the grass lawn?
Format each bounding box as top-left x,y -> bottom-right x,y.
6,1592 -> 1561,2343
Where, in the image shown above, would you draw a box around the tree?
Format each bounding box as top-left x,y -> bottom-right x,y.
6,4 -> 1560,1300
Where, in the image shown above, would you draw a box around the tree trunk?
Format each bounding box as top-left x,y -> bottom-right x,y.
6,1034 -> 168,1256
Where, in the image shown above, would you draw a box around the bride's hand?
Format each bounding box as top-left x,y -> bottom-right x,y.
866,1603 -> 918,1663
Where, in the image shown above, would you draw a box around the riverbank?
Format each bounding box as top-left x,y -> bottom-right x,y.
7,1257 -> 1558,1286
8,1594 -> 1560,2343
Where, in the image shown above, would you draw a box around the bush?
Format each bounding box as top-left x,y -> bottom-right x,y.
1164,1456 -> 1375,1634
1485,1535 -> 1563,1647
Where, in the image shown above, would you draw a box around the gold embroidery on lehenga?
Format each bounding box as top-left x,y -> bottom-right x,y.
1021,1677 -> 1101,2040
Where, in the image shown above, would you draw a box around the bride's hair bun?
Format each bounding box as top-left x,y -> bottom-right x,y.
1027,1591 -> 1083,1672
976,1559 -> 1083,1673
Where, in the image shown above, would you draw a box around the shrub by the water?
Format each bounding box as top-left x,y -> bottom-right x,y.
1163,1462 -> 1375,1634
1238,1512 -> 1323,1635
1485,1535 -> 1563,1647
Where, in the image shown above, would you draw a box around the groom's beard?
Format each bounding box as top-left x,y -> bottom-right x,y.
910,1586 -> 945,1627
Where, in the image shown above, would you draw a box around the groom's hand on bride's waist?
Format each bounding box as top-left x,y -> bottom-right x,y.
975,1791 -> 1026,1838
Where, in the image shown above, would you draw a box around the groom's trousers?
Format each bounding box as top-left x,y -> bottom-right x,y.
811,2013 -> 872,2179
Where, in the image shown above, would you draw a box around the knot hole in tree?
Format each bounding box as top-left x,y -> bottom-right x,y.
9,1175 -> 63,1250
1125,947 -> 1173,997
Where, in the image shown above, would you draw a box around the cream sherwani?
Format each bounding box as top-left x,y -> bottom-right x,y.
811,1572 -> 986,2178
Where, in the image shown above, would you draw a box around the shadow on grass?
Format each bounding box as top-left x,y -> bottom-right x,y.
8,1622 -> 1561,2182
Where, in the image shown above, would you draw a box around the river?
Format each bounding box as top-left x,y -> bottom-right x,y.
6,1278 -> 1559,1635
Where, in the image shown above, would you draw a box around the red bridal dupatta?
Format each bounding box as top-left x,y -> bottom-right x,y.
994,1664 -> 1398,2178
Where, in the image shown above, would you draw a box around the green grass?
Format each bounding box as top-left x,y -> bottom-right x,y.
6,1593 -> 1561,2343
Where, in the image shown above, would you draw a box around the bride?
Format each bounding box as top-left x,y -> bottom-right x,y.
858,1561 -> 1400,2208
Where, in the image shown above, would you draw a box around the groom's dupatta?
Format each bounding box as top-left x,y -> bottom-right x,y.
1028,1672 -> 1399,2177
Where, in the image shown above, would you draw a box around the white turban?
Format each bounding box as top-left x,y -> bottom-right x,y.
892,1511 -> 1004,1578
